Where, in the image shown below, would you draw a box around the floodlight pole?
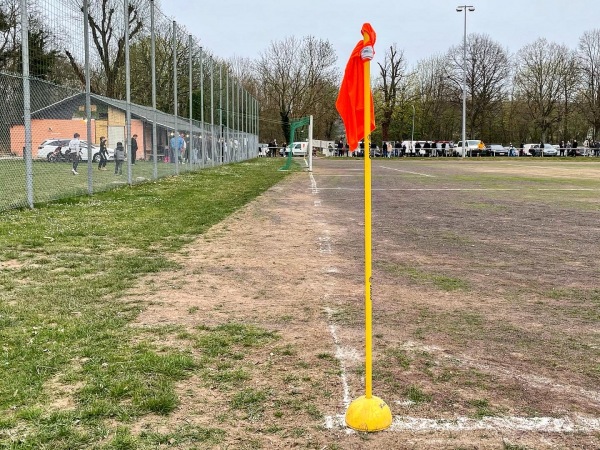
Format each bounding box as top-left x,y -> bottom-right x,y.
411,104 -> 415,154
457,5 -> 474,158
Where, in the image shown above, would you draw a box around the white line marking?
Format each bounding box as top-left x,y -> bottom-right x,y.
324,414 -> 600,433
379,165 -> 436,177
318,236 -> 331,254
309,172 -> 319,194
324,309 -> 352,410
311,172 -> 354,416
314,187 -> 599,191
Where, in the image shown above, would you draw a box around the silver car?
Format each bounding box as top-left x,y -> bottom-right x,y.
531,144 -> 558,157
487,144 -> 507,156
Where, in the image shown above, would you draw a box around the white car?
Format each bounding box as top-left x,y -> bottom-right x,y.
453,139 -> 485,157
37,138 -> 114,162
284,142 -> 308,157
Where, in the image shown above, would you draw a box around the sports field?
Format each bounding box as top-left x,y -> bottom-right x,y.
1,157 -> 599,449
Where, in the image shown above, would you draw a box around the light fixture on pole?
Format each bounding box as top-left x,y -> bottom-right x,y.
456,5 -> 474,158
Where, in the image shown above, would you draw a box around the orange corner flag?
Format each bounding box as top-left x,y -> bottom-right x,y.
336,23 -> 377,152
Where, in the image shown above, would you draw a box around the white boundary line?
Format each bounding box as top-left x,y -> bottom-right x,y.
324,414 -> 600,433
310,171 -> 353,413
379,165 -> 436,177
313,187 -> 598,191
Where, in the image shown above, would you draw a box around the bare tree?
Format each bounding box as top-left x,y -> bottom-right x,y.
447,33 -> 510,141
577,29 -> 600,140
414,54 -> 454,141
66,0 -> 147,98
514,38 -> 573,141
375,44 -> 408,142
255,35 -> 338,142
0,0 -> 19,73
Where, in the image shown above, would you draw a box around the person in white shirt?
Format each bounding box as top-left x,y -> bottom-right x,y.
69,133 -> 81,175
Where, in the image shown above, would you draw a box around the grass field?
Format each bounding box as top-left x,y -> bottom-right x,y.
0,159 -> 204,212
0,158 -> 292,448
1,156 -> 599,449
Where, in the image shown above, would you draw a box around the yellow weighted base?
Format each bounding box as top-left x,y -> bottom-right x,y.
345,395 -> 392,432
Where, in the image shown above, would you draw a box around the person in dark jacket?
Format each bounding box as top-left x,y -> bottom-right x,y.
98,136 -> 108,170
130,134 -> 138,164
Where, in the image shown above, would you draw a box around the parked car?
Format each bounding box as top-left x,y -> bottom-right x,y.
354,144 -> 382,157
453,139 -> 485,157
487,144 -> 507,156
37,138 -> 114,162
530,143 -> 558,157
284,141 -> 308,157
522,143 -> 537,156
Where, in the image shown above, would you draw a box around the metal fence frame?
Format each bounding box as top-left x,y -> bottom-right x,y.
1,0 -> 259,212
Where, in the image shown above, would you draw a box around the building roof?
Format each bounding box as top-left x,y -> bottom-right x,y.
30,92 -> 204,134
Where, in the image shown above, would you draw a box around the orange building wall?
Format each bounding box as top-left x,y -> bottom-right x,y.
10,119 -> 96,157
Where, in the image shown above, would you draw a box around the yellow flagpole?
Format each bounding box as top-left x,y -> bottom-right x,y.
363,31 -> 373,401
345,29 -> 392,433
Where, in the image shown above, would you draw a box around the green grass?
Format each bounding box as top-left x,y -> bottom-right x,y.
405,385 -> 432,404
0,158 -> 289,448
0,159 -> 185,212
378,261 -> 469,291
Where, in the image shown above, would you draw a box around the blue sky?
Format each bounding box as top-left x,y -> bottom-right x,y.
159,0 -> 598,70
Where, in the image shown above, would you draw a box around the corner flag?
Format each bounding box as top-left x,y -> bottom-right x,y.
335,23 -> 377,152
338,24 -> 392,433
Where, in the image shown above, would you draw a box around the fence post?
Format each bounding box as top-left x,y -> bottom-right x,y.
236,81 -> 244,162
231,75 -> 236,161
226,69 -> 229,163
188,34 -> 193,170
219,64 -> 223,164
173,20 -> 179,175
150,0 -> 158,179
83,0 -> 93,194
20,0 -> 33,208
199,47 -> 204,168
210,57 -> 214,167
124,0 -> 132,185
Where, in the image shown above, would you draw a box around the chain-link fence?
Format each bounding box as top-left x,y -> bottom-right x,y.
0,0 -> 259,211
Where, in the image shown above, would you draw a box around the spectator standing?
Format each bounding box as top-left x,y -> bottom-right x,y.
181,134 -> 187,162
560,140 -> 565,157
114,142 -> 125,175
572,139 -> 578,157
169,133 -> 177,163
336,140 -> 343,157
98,136 -> 108,170
180,133 -> 186,162
130,134 -> 138,165
68,132 -> 81,175
423,141 -> 430,157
